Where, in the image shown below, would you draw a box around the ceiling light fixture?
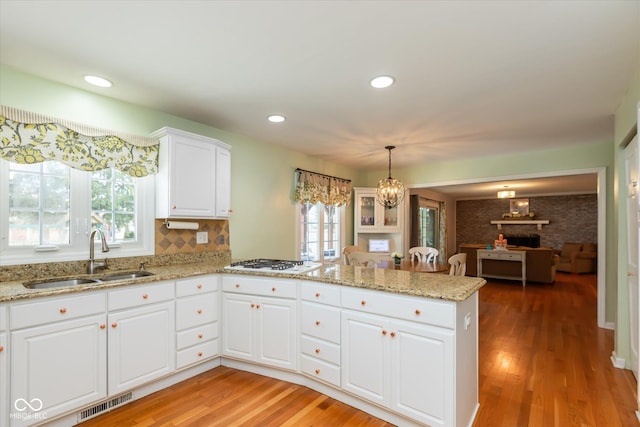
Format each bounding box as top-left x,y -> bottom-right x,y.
84,75 -> 113,88
376,146 -> 405,209
497,187 -> 516,198
370,75 -> 395,89
267,115 -> 286,123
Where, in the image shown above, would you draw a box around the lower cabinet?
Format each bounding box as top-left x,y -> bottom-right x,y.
107,301 -> 175,395
342,309 -> 455,427
10,312 -> 107,426
1,305 -> 7,427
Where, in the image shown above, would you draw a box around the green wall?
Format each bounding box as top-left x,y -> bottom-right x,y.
0,65 -> 367,261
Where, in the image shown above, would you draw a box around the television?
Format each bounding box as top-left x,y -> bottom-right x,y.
368,239 -> 390,253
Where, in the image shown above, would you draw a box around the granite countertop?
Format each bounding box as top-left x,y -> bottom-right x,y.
0,262 -> 485,303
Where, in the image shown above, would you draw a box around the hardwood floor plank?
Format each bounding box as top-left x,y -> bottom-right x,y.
80,273 -> 637,427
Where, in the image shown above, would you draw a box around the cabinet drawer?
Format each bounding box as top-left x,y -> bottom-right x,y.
341,288 -> 455,329
177,340 -> 219,369
177,322 -> 218,350
108,281 -> 174,311
301,354 -> 340,387
10,293 -> 105,329
301,335 -> 340,365
0,306 -> 6,331
300,281 -> 340,306
482,251 -> 524,261
222,275 -> 296,298
176,293 -> 219,331
300,302 -> 341,344
176,275 -> 219,297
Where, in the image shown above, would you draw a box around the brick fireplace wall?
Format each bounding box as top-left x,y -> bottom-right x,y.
455,194 -> 597,251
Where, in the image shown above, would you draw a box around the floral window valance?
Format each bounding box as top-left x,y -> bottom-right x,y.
0,106 -> 159,177
293,168 -> 352,207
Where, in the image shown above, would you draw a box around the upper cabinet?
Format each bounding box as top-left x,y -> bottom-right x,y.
353,187 -> 403,233
153,127 -> 231,219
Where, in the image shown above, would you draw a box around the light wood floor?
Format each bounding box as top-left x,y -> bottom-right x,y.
80,273 -> 637,427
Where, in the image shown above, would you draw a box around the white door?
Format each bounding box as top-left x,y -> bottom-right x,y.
108,302 -> 175,395
625,134 -> 639,381
10,315 -> 107,426
341,310 -> 389,406
222,293 -> 255,361
257,297 -> 297,370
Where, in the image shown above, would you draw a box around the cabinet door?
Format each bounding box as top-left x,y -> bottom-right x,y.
355,193 -> 378,230
0,332 -> 7,427
215,146 -> 231,218
341,310 -> 389,406
10,314 -> 107,426
169,136 -> 217,217
390,320 -> 455,426
108,302 -> 175,395
257,297 -> 296,370
222,293 -> 255,361
354,188 -> 403,233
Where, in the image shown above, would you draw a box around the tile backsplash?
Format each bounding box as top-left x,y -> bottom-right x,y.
155,219 -> 230,255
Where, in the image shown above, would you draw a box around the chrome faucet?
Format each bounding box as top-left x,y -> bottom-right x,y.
88,229 -> 110,274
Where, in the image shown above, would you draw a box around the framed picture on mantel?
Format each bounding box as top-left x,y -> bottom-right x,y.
509,198 -> 529,215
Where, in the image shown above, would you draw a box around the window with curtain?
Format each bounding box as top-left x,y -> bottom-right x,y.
293,169 -> 350,263
0,107 -> 156,264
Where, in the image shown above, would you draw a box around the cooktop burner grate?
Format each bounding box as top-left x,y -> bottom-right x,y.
229,259 -> 305,270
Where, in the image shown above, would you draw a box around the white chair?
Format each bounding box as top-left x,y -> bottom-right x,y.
347,252 -> 380,267
448,253 -> 467,276
409,246 -> 439,263
342,246 -> 361,265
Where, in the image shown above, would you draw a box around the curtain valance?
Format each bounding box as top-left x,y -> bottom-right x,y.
0,106 -> 159,177
293,168 -> 352,207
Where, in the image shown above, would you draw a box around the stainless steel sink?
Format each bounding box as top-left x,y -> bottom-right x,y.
23,270 -> 155,289
23,278 -> 101,289
100,271 -> 155,281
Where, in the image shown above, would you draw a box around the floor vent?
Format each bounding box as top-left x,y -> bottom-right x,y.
77,392 -> 133,422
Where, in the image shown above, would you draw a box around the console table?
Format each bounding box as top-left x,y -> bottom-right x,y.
477,249 -> 527,286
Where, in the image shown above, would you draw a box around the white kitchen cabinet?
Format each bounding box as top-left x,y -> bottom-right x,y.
0,305 -> 7,427
222,275 -> 297,371
176,275 -> 220,369
353,187 -> 405,255
342,309 -> 455,426
153,126 -> 231,219
9,294 -> 107,427
107,282 -> 175,395
299,281 -> 342,387
354,187 -> 403,233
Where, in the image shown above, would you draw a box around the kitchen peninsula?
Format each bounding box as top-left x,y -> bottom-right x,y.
0,255 -> 485,427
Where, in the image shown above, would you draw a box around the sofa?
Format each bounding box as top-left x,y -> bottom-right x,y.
556,242 -> 597,273
459,243 -> 559,283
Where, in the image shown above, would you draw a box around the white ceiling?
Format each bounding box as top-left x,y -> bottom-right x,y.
1,1 -> 638,196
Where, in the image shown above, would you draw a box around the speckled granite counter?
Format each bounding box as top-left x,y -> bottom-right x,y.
0,259 -> 485,303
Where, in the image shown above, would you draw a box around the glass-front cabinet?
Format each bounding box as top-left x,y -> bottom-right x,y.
354,188 -> 402,233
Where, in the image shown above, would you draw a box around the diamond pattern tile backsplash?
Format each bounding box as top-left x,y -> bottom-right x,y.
155,219 -> 230,254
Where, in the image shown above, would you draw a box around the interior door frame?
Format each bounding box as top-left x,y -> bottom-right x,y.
412,167 -> 607,328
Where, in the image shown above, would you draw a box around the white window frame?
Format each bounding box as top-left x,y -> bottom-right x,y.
0,159 -> 154,266
295,202 -> 345,264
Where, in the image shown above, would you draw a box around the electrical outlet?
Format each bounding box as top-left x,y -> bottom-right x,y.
196,231 -> 208,244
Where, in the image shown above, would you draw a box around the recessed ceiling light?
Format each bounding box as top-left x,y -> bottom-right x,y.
84,75 -> 113,88
370,75 -> 395,89
268,115 -> 286,123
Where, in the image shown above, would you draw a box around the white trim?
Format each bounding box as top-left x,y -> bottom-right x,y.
611,350 -> 626,369
411,167 -> 607,329
604,321 -> 616,331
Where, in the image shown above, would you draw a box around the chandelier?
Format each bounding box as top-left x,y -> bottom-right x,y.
376,146 -> 405,209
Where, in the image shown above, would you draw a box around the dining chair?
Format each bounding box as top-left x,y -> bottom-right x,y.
347,252 -> 380,267
342,246 -> 361,265
409,246 -> 439,263
448,253 -> 467,276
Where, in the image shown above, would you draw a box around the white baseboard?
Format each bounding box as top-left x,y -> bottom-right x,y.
611,350 -> 626,369
604,321 -> 615,330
